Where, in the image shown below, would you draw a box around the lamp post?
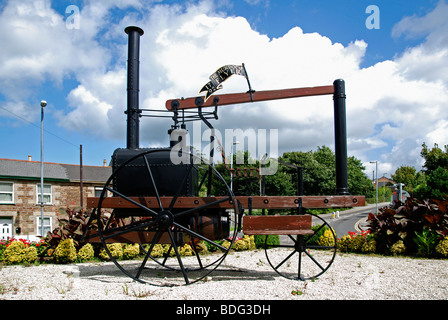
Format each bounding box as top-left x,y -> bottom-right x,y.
230,140 -> 240,192
40,100 -> 47,237
370,160 -> 378,214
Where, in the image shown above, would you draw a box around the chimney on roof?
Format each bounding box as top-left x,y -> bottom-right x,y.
28,155 -> 32,161
103,159 -> 107,167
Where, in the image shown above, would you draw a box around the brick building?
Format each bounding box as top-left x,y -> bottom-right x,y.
0,157 -> 111,241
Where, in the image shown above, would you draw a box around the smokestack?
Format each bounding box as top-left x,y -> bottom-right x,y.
333,79 -> 349,195
28,155 -> 32,161
125,26 -> 144,149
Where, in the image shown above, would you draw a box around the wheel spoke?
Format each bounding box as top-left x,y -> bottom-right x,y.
136,229 -> 163,279
191,240 -> 204,269
143,155 -> 164,210
100,218 -> 158,242
274,249 -> 296,271
104,186 -> 158,217
173,221 -> 229,251
304,250 -> 326,271
305,223 -> 325,244
288,234 -> 297,243
173,196 -> 232,219
168,162 -> 194,211
167,228 -> 189,285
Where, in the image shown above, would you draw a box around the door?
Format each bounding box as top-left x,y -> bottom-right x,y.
0,218 -> 13,240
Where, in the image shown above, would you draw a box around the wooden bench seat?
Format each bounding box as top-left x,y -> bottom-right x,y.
243,215 -> 313,235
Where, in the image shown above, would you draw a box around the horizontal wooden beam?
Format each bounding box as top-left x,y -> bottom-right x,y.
87,195 -> 365,210
165,85 -> 335,110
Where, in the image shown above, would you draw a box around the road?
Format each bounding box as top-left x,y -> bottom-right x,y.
319,202 -> 389,238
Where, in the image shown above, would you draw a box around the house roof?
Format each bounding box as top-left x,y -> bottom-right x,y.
0,158 -> 111,183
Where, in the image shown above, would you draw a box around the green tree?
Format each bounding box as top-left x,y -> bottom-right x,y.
347,156 -> 375,197
418,143 -> 448,199
392,165 -> 418,190
421,143 -> 448,172
280,146 -> 373,196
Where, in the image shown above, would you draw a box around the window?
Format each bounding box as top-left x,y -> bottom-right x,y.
0,182 -> 14,204
36,183 -> 52,205
37,217 -> 52,236
94,187 -> 106,197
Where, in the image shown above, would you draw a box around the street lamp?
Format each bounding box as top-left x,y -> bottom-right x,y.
370,160 -> 378,214
230,140 -> 240,192
40,100 -> 47,237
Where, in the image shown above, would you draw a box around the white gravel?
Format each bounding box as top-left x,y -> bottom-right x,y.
1,248 -> 447,301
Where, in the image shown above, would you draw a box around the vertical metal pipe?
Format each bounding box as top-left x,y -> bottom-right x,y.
40,102 -> 45,237
125,26 -> 144,149
80,144 -> 83,210
333,79 -> 350,195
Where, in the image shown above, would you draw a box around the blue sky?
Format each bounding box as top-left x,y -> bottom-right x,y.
0,0 -> 447,180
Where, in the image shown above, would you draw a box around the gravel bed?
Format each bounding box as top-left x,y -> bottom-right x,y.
1,249 -> 447,301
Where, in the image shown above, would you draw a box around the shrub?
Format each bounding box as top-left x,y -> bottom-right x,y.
193,241 -> 208,254
254,235 -> 280,248
436,236 -> 448,257
77,243 -> 95,262
367,196 -> 448,255
317,228 -> 335,247
222,235 -> 256,251
178,243 -> 194,256
337,235 -> 352,252
349,234 -> 366,252
232,235 -> 256,251
2,240 -> 38,265
143,244 -> 164,258
413,229 -> 439,257
123,243 -> 140,260
54,239 -> 77,263
23,246 -> 38,264
390,240 -> 406,255
2,241 -> 26,265
99,243 -> 123,261
361,238 -> 376,254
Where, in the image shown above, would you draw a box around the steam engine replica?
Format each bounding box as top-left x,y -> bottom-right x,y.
83,26 -> 365,286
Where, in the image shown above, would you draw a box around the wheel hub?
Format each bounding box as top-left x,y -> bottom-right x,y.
294,235 -> 306,252
157,210 -> 174,228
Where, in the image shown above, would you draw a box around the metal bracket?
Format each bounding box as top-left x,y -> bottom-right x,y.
242,63 -> 255,102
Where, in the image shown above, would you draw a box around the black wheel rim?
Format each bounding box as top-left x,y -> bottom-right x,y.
264,213 -> 337,281
96,149 -> 239,286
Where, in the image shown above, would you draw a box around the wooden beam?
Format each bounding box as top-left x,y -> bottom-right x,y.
165,85 -> 335,110
87,195 -> 365,210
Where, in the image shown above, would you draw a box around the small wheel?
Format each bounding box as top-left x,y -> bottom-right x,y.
96,149 -> 240,286
264,213 -> 336,281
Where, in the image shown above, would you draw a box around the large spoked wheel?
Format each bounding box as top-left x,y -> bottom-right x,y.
264,214 -> 337,281
96,149 -> 239,286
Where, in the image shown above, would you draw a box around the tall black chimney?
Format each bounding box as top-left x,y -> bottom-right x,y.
125,26 -> 144,149
333,79 -> 350,195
